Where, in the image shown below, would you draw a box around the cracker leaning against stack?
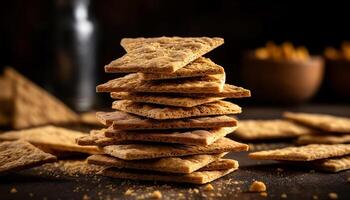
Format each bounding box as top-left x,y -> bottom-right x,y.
77,36 -> 251,184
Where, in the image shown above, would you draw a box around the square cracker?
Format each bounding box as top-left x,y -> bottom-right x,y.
96,111 -> 238,130
105,37 -> 224,74
102,167 -> 236,185
283,112 -> 350,134
249,144 -> 350,161
97,73 -> 225,94
0,125 -> 100,154
0,140 -> 56,174
87,153 -> 227,174
112,100 -> 241,120
102,137 -> 248,160
234,120 -> 316,140
105,127 -> 237,145
110,92 -> 224,107
199,159 -> 238,171
4,67 -> 79,129
296,134 -> 350,145
184,84 -> 251,98
78,127 -> 237,146
139,57 -> 225,80
312,155 -> 350,172
75,130 -> 131,146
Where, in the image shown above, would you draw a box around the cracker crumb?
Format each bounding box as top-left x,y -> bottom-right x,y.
204,184 -> 214,191
124,188 -> 134,196
281,193 -> 287,198
312,195 -> 318,200
10,187 -> 17,193
260,192 -> 268,197
29,193 -> 34,197
328,193 -> 338,199
193,188 -> 200,194
249,181 -> 266,192
82,194 -> 90,200
150,190 -> 162,199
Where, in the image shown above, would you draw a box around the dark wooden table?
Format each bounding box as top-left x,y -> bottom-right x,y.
1,104 -> 350,200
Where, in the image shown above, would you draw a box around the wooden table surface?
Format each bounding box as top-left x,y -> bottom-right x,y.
1,104 -> 350,200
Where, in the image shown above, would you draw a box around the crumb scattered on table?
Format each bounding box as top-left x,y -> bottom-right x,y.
124,188 -> 134,196
249,181 -> 266,192
204,183 -> 214,191
10,187 -> 17,193
151,190 -> 162,199
328,192 -> 338,199
281,193 -> 287,198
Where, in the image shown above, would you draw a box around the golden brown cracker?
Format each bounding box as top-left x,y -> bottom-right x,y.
312,155 -> 350,172
97,73 -> 225,94
105,37 -> 224,73
0,140 -> 56,173
284,112 -> 350,134
0,125 -> 100,154
199,159 -> 238,171
249,144 -> 350,161
87,153 -> 226,174
296,134 -> 350,145
112,100 -> 241,120
104,127 -> 236,145
96,111 -> 237,130
110,92 -> 223,107
102,137 -> 248,160
102,167 -> 236,184
4,67 -> 79,129
185,84 -> 251,98
234,120 -> 316,140
139,57 -> 225,80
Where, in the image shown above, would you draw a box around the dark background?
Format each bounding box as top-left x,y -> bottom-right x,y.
0,0 -> 349,109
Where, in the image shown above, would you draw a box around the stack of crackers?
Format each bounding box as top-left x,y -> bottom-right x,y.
77,36 -> 251,184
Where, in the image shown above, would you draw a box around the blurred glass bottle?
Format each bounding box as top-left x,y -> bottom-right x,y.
52,0 -> 97,111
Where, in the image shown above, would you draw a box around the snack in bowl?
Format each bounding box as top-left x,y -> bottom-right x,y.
242,42 -> 324,104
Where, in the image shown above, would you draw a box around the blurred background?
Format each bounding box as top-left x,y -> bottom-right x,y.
0,0 -> 349,112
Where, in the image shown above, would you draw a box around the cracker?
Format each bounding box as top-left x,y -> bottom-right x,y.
0,125 -> 100,154
283,112 -> 350,134
76,130 -> 131,146
102,167 -> 236,184
110,92 -> 224,107
112,100 -> 241,120
199,159 -> 238,171
139,57 -> 225,80
0,140 -> 56,174
4,67 -> 79,129
87,153 -> 226,174
249,144 -> 350,161
96,111 -> 238,130
184,84 -> 251,98
312,155 -> 350,172
105,127 -> 237,145
102,137 -> 248,160
296,134 -> 350,145
234,120 -> 316,140
0,76 -> 13,114
97,73 -> 225,94
87,127 -> 237,146
79,111 -> 102,126
105,37 -> 224,73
